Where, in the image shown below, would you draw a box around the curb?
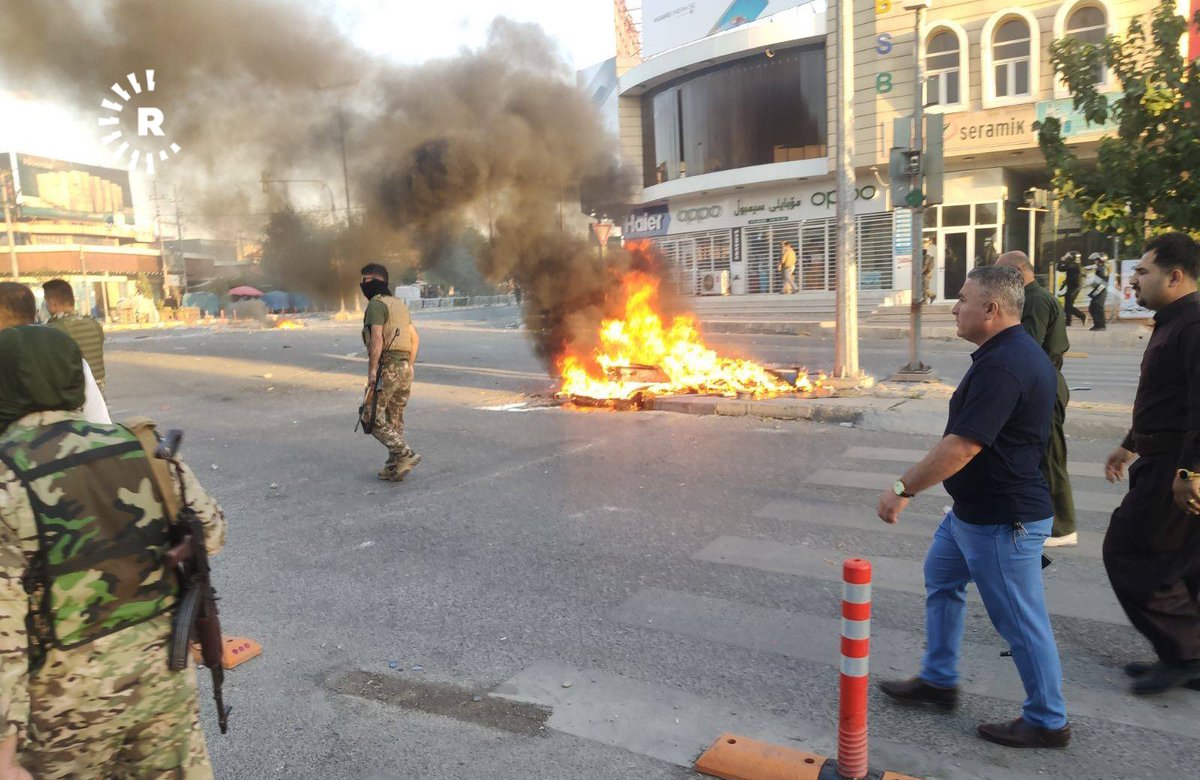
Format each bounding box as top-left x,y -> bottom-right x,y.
646,395 -> 872,425
695,733 -> 920,780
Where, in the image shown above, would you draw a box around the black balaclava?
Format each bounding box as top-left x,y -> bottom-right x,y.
360,279 -> 390,300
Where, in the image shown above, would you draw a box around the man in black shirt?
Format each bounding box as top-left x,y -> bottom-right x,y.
1103,231 -> 1200,695
876,266 -> 1069,748
1057,251 -> 1087,326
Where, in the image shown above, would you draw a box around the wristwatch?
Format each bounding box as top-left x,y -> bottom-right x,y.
1178,469 -> 1199,481
893,479 -> 915,498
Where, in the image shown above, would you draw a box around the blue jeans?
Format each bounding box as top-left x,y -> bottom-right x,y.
919,512 -> 1068,730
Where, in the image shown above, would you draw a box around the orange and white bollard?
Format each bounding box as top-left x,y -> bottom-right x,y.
838,558 -> 872,780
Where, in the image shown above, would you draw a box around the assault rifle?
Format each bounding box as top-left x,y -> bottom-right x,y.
356,330 -> 399,434
156,429 -> 230,734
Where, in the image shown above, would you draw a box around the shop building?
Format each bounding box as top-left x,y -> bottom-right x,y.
613,0 -> 1170,304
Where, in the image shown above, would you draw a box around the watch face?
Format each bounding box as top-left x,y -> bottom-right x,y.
894,480 -> 905,496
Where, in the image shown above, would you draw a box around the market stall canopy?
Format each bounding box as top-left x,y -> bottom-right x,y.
228,286 -> 264,297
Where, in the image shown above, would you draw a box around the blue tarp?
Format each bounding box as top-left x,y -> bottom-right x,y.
183,291 -> 220,315
261,290 -> 315,312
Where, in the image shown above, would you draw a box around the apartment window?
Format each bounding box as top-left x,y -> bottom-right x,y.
1066,5 -> 1107,85
926,29 -> 962,108
993,18 -> 1032,98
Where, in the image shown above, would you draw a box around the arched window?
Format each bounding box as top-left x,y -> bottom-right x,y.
1065,4 -> 1107,85
993,18 -> 1032,99
927,30 -> 961,107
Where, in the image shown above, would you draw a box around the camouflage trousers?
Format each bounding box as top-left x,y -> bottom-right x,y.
22,614 -> 212,780
372,356 -> 415,463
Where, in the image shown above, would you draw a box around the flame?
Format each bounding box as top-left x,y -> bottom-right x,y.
558,271 -> 821,401
274,319 -> 304,330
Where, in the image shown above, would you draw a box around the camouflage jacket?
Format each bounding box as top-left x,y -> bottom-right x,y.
0,411 -> 227,745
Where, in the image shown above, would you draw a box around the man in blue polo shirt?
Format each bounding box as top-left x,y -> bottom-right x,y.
875,265 -> 1069,749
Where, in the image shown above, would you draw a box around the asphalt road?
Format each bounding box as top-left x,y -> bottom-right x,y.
97,307 -> 1191,780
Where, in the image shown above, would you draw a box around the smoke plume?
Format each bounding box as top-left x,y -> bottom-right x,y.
0,0 -> 644,365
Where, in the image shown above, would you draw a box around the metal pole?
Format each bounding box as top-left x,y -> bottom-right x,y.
3,193 -> 17,282
834,0 -> 859,379
2,170 -> 18,281
339,109 -> 352,227
901,3 -> 931,375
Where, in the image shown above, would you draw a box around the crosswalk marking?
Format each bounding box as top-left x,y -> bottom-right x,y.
840,447 -> 1109,481
753,499 -> 1105,559
803,469 -> 1121,514
694,536 -> 1127,625
609,588 -> 1200,740
494,661 -> 1046,780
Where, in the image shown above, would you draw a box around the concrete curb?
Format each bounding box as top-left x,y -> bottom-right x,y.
645,393 -> 1130,439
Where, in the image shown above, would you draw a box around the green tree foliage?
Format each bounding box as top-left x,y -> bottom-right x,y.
1039,1 -> 1200,245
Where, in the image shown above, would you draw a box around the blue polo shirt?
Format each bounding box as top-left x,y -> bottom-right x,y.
942,325 -> 1056,524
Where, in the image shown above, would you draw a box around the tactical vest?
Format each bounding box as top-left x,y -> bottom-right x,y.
362,294 -> 413,355
0,419 -> 176,657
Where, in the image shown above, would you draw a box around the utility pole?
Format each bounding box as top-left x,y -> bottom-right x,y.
834,0 -> 860,379
2,168 -> 18,281
894,0 -> 937,381
173,188 -> 188,294
338,109 -> 352,228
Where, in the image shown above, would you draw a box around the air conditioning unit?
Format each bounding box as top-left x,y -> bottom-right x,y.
700,270 -> 730,296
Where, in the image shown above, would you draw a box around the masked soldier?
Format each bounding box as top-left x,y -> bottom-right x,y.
0,325 -> 227,780
1056,251 -> 1088,326
360,264 -> 421,481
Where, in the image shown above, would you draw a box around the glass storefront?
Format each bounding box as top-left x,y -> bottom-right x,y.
923,201 -> 1003,301
641,44 -> 827,187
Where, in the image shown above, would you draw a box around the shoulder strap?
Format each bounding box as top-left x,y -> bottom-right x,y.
122,417 -> 180,521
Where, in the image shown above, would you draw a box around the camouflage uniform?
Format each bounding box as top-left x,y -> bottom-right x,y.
0,411 -> 227,780
362,294 -> 418,480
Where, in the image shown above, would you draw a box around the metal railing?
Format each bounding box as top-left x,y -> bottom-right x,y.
410,294 -> 516,310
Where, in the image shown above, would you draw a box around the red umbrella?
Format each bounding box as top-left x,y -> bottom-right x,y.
228,286 -> 264,297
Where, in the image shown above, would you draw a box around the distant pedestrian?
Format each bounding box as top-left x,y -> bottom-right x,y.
42,279 -> 106,392
1057,252 -> 1087,326
359,263 -> 421,482
922,237 -> 936,303
778,241 -> 797,294
1103,231 -> 1200,695
1086,252 -> 1109,331
0,283 -> 109,424
997,251 -> 1077,547
877,265 -> 1069,749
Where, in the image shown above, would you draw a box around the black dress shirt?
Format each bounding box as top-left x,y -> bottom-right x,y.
1121,291 -> 1200,469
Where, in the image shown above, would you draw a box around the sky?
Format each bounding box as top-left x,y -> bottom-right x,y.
0,0 -> 621,168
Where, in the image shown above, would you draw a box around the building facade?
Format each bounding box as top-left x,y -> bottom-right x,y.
614,0 -> 1177,303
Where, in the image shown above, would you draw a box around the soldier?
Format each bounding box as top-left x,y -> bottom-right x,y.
0,325 -> 226,779
1086,252 -> 1110,331
360,263 -> 421,481
42,278 -> 106,392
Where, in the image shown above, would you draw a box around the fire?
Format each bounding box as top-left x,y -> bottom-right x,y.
558,271 -> 821,401
274,319 -> 304,330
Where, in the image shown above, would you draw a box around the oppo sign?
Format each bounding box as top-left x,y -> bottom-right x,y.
676,205 -> 722,222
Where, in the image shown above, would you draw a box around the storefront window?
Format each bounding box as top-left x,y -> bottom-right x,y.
641,44 -> 826,188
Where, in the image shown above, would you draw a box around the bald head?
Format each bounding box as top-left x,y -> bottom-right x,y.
996,251 -> 1035,284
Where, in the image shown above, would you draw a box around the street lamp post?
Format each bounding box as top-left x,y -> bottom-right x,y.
834,0 -> 860,379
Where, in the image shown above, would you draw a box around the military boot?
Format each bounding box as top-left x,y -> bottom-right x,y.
388,452 -> 422,481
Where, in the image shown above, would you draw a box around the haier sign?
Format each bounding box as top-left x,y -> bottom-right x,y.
623,205 -> 670,238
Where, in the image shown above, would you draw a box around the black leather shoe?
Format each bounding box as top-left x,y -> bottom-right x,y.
977,718 -> 1070,749
1131,661 -> 1200,695
878,677 -> 958,709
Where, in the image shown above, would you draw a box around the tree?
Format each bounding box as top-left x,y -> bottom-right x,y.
1038,1 -> 1200,245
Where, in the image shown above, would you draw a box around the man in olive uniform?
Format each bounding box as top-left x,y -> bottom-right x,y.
997,251 -> 1077,546
42,278 -> 106,392
0,325 -> 227,779
360,263 -> 421,481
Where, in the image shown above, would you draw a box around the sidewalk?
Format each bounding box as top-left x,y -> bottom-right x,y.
648,381 -> 1130,439
703,317 -> 1152,349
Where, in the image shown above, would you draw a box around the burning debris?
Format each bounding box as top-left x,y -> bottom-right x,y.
557,272 -> 825,408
